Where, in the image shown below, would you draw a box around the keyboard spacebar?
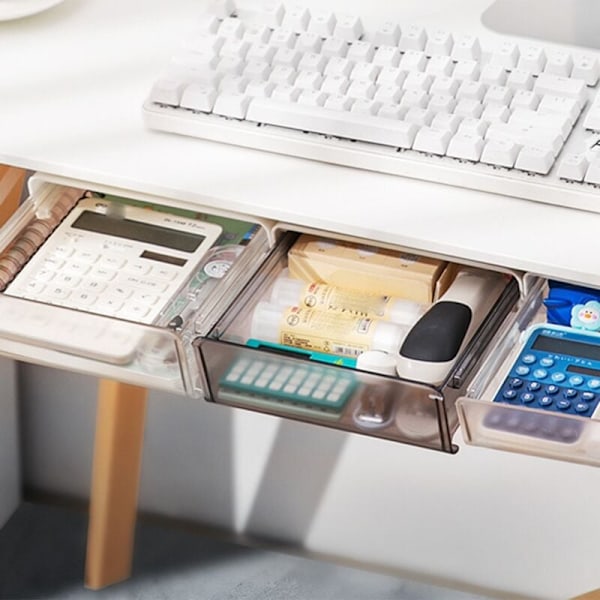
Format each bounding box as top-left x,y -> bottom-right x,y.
245,98 -> 418,149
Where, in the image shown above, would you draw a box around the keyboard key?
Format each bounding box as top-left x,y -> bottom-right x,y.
181,84 -> 217,111
425,29 -> 453,56
558,153 -> 589,181
413,127 -> 452,155
307,10 -> 336,37
515,146 -> 555,174
150,79 -> 185,106
481,139 -> 521,168
246,96 -> 418,148
544,50 -> 574,77
372,21 -> 401,46
398,24 -> 427,51
213,92 -> 252,118
517,46 -> 546,74
281,4 -> 310,33
451,35 -> 481,61
447,133 -> 484,161
572,55 -> 600,85
333,14 -> 363,41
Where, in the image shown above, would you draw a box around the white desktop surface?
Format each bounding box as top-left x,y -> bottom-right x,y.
4,2 -> 600,599
1,0 -> 600,287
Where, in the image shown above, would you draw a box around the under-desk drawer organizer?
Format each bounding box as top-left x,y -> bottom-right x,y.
195,230 -> 525,453
0,175 -> 273,394
457,279 -> 600,467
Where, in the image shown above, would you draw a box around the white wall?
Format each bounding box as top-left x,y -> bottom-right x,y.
18,362 -> 600,600
0,358 -> 20,528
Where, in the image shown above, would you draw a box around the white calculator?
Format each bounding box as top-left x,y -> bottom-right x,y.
4,197 -> 222,325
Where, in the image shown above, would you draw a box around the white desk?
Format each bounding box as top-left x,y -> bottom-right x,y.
3,1 -> 600,598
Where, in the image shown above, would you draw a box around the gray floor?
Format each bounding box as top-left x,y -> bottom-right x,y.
0,502 -> 493,600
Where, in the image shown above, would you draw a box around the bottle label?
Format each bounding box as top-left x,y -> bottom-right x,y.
279,306 -> 378,358
296,282 -> 392,320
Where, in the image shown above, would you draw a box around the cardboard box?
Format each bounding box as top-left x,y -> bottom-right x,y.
288,235 -> 450,303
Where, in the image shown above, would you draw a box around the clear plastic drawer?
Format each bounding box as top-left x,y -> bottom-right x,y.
195,231 -> 523,452
0,177 -> 273,394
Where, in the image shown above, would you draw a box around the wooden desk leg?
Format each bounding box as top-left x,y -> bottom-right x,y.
85,380 -> 148,590
0,165 -> 25,225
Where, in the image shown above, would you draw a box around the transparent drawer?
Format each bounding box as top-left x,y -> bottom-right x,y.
195,231 -> 523,453
0,178 -> 273,394
457,279 -> 600,466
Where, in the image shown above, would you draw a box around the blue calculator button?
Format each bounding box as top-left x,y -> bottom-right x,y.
539,396 -> 553,407
503,389 -> 518,400
564,388 -> 578,399
509,378 -> 524,388
568,375 -> 584,386
515,365 -> 530,376
575,402 -> 590,413
539,357 -> 554,367
589,379 -> 600,389
557,399 -> 572,410
551,372 -> 566,383
582,392 -> 596,401
520,392 -> 536,404
522,354 -> 536,364
546,385 -> 560,395
533,369 -> 548,379
527,381 -> 542,392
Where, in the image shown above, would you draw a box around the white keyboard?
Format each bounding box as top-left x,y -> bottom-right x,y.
144,1 -> 600,213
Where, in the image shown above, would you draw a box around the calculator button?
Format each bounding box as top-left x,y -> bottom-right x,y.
527,381 -> 542,391
95,298 -> 124,315
44,286 -> 71,300
545,385 -> 559,395
539,357 -> 554,367
588,379 -> 600,389
515,365 -> 530,376
582,391 -> 596,401
53,245 -> 75,258
502,389 -> 518,400
575,402 -> 590,413
568,375 -> 584,386
563,388 -> 578,399
22,281 -> 47,296
557,399 -> 572,410
110,286 -> 135,300
132,292 -> 161,305
520,392 -> 536,403
89,267 -> 117,281
81,280 -> 108,293
55,274 -> 82,288
124,262 -> 153,276
41,256 -> 65,270
64,262 -> 91,276
551,372 -> 566,383
539,395 -> 553,406
150,266 -> 179,281
70,291 -> 98,306
33,268 -> 56,282
508,377 -> 523,388
533,368 -> 548,379
99,255 -> 127,269
77,250 -> 100,264
521,354 -> 536,364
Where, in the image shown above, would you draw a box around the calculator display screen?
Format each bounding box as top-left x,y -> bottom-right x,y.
532,334 -> 600,362
72,211 -> 206,252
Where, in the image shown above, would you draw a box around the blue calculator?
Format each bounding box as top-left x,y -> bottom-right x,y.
487,324 -> 600,442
